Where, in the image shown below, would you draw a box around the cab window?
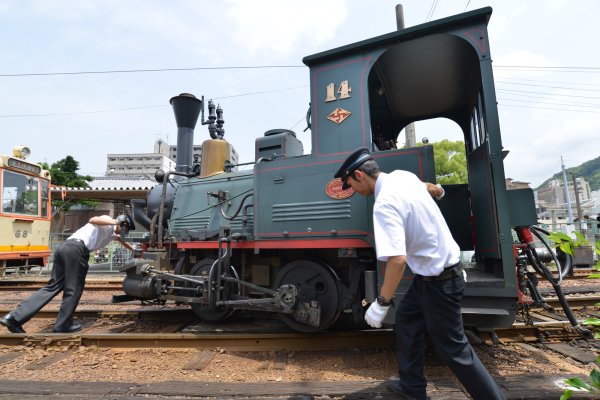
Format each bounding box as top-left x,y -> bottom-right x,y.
2,170 -> 39,216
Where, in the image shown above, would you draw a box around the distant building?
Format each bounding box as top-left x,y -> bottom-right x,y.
505,178 -> 531,190
535,177 -> 593,219
168,141 -> 239,167
166,143 -> 202,164
536,177 -> 591,206
106,151 -> 175,177
590,190 -> 600,216
106,138 -> 239,177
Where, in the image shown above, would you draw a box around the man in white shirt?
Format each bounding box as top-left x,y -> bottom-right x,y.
0,214 -> 135,333
335,148 -> 505,400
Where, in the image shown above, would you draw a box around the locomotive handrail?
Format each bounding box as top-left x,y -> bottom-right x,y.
169,188 -> 254,222
220,192 -> 253,221
303,103 -> 311,132
224,156 -> 275,172
157,168 -> 200,248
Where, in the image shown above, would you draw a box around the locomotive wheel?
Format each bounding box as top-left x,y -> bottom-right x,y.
274,260 -> 340,332
188,258 -> 236,322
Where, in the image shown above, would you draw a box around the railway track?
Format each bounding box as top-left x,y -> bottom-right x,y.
0,306 -> 592,349
1,268 -> 595,291
0,276 -> 598,351
0,278 -> 124,292
2,293 -> 598,308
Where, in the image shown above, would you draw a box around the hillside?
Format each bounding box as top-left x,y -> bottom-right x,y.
536,155 -> 600,191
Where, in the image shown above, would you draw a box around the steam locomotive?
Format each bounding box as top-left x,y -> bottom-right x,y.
120,7 -> 542,332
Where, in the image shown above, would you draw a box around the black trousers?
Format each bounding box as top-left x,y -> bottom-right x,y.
394,270 -> 506,400
11,240 -> 89,331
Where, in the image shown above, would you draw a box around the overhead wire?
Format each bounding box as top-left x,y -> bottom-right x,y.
0,63 -> 597,78
498,103 -> 600,114
497,88 -> 600,101
1,63 -> 599,118
0,105 -> 165,118
494,76 -> 600,88
0,65 -> 305,78
497,80 -> 600,93
425,0 -> 439,22
495,65 -> 600,71
497,92 -> 600,107
498,97 -> 600,110
0,85 -> 309,118
494,66 -> 600,74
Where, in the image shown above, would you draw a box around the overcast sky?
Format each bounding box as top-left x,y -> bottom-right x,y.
1,0 -> 599,188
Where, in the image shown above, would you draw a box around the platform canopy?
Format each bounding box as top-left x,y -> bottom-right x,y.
51,176 -> 155,202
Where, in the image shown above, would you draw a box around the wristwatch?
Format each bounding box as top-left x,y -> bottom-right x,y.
376,295 -> 392,307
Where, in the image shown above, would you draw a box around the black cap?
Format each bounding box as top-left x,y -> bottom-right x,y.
334,147 -> 373,190
116,214 -> 136,231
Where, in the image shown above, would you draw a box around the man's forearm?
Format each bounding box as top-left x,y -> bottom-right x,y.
117,238 -> 133,250
380,256 -> 407,301
89,215 -> 117,225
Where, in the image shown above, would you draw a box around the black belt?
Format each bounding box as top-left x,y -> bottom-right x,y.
66,238 -> 89,251
419,262 -> 463,282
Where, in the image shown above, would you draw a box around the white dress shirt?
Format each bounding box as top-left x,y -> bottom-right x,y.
68,224 -> 117,252
373,170 -> 460,276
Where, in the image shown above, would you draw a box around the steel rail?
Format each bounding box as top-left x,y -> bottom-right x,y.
0,308 -> 192,320
0,329 -> 396,351
0,285 -> 123,292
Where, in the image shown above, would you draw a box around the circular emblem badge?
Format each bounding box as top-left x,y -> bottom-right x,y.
325,178 -> 354,199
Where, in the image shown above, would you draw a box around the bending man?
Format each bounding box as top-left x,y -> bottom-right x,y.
335,148 -> 505,400
0,214 -> 135,333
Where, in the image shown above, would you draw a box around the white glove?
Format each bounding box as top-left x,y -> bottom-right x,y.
463,269 -> 468,282
435,183 -> 445,200
364,301 -> 390,328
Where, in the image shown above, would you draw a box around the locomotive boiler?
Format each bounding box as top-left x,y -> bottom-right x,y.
119,7 -> 558,333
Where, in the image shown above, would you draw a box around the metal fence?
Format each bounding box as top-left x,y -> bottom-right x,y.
535,220 -> 600,244
41,221 -> 599,272
49,232 -> 146,272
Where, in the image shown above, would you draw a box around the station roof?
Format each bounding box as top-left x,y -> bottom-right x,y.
51,176 -> 155,202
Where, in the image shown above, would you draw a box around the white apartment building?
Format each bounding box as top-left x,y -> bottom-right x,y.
106,138 -> 239,177
106,152 -> 175,177
106,139 -> 175,177
168,142 -> 239,166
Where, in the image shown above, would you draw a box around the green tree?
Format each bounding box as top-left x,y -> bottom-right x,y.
42,155 -> 95,211
419,139 -> 468,184
46,156 -> 93,187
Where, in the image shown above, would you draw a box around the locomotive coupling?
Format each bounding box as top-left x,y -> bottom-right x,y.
120,259 -> 161,300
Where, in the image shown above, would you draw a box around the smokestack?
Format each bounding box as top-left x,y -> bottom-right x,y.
169,93 -> 202,173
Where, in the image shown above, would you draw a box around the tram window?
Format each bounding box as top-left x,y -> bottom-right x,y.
41,180 -> 49,218
1,170 -> 39,216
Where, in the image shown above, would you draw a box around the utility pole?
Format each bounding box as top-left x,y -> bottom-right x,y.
395,4 -> 416,148
561,156 -> 574,225
572,173 -> 583,222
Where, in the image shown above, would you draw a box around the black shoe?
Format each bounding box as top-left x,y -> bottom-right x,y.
0,314 -> 25,333
53,323 -> 82,333
387,379 -> 429,400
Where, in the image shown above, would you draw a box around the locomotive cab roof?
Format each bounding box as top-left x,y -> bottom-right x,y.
303,7 -> 494,150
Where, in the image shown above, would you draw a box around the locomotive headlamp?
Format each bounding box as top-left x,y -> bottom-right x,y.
13,145 -> 31,159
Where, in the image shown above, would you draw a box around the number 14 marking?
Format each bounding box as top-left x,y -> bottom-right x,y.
325,80 -> 351,102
